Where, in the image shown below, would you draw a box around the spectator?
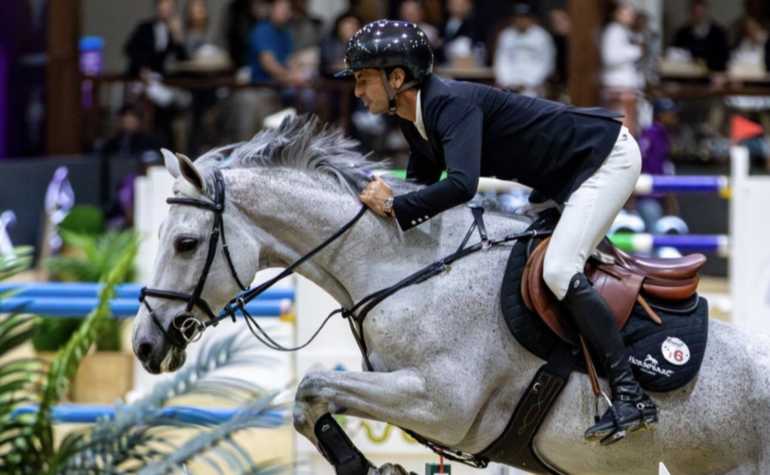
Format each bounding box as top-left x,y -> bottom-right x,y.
247,0 -> 306,85
601,1 -> 643,91
399,0 -> 440,48
222,0 -> 268,69
674,0 -> 730,73
289,0 -> 323,52
183,0 -> 210,56
636,98 -> 680,233
730,0 -> 767,48
733,16 -> 768,69
493,3 -> 555,96
441,0 -> 481,63
549,8 -> 570,85
101,106 -> 159,159
633,9 -> 660,86
319,11 -> 362,78
226,0 -> 305,142
124,0 -> 189,77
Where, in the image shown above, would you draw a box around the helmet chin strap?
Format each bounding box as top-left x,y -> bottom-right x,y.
380,68 -> 421,115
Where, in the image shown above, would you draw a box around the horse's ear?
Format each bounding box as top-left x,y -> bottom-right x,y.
175,153 -> 206,194
162,148 -> 181,179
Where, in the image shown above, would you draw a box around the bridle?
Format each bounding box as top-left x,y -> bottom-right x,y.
140,169 -> 247,348
139,168 -> 368,350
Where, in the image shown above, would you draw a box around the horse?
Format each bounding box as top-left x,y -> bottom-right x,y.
132,115 -> 770,475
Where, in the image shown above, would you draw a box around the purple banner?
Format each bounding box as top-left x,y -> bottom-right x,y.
0,45 -> 6,159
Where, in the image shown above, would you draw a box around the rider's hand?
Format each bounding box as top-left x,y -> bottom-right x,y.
359,176 -> 395,218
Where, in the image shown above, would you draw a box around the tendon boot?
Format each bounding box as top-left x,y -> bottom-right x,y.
561,273 -> 659,446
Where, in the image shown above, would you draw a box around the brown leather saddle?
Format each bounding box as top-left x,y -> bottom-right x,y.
521,236 -> 707,347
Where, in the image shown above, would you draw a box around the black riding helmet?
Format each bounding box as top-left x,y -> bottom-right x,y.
336,19 -> 434,114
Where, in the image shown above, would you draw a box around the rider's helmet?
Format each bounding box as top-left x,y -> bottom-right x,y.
336,20 -> 434,113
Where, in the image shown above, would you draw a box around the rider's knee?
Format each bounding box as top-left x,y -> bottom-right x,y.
542,253 -> 573,301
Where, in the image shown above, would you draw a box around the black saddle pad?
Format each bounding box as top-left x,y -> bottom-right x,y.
501,236 -> 709,393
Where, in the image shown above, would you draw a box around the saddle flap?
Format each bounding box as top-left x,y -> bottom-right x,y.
525,238 -> 579,346
589,263 -> 644,327
521,238 -> 645,347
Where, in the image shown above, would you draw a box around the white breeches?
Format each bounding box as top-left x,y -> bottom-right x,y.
543,126 -> 642,300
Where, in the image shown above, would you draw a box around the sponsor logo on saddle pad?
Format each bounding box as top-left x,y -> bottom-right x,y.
629,354 -> 675,378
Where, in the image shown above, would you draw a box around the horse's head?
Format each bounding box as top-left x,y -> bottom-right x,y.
132,115 -> 407,374
132,149 -> 260,374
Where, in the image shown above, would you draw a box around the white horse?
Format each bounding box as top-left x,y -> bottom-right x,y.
132,116 -> 770,475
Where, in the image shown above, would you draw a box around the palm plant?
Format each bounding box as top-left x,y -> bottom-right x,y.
2,240 -> 139,473
55,335 -> 291,475
0,247 -> 46,471
1,242 -> 293,475
41,228 -> 138,353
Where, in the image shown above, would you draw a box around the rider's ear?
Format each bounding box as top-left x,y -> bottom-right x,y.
389,68 -> 405,90
175,153 -> 206,194
162,148 -> 181,179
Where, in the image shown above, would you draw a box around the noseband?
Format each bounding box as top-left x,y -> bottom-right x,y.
139,168 -> 368,349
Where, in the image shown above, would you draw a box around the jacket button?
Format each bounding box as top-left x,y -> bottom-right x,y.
417,218 -> 423,223
424,215 -> 429,220
411,220 -> 417,225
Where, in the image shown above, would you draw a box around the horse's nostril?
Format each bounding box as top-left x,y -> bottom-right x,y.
137,342 -> 154,361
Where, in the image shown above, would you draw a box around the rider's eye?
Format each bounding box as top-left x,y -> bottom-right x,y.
174,236 -> 198,253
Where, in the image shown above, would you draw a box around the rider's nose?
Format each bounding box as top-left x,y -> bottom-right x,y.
136,339 -> 155,362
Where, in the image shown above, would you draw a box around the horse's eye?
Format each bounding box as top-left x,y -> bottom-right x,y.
174,236 -> 198,253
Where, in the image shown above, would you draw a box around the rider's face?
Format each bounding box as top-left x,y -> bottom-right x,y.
354,69 -> 390,115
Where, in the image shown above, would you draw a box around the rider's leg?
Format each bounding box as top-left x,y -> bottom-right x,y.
543,126 -> 657,444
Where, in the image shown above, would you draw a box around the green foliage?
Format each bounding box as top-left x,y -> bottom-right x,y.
57,205 -> 104,237
55,336 -> 289,475
2,246 -> 291,475
30,319 -> 82,353
0,248 -> 46,473
47,229 -> 137,284
40,228 -> 138,352
2,240 -> 139,474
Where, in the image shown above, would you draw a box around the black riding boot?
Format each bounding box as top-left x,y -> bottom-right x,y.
561,273 -> 659,446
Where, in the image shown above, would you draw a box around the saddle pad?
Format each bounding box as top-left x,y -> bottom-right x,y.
502,238 -> 709,393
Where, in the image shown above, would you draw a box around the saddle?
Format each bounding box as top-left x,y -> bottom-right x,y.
521,236 -> 706,347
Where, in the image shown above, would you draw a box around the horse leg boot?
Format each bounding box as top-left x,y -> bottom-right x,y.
561,273 -> 659,445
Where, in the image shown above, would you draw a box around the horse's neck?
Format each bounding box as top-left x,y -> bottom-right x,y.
227,169 -> 458,307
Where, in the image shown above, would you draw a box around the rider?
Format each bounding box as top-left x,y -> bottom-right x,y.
341,19 -> 658,444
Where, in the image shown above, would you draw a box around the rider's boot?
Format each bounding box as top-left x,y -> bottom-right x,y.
561,273 -> 659,446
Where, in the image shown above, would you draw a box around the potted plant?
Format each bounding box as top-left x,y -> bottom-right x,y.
37,205 -> 138,403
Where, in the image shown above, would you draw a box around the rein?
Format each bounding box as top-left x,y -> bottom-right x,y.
140,167 -> 369,350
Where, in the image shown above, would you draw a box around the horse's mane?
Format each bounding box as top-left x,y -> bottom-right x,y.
194,114 -> 419,197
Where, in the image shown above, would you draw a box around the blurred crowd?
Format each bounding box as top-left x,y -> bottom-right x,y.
102,0 -> 770,170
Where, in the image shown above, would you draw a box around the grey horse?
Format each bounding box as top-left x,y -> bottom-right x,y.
132,116 -> 770,475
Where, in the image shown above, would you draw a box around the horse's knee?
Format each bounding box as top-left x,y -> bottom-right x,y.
292,406 -> 308,431
297,372 -> 329,402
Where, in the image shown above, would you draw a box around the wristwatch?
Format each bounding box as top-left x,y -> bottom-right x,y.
381,197 -> 394,217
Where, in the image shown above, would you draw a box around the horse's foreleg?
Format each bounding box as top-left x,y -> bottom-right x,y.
294,368 -> 481,447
